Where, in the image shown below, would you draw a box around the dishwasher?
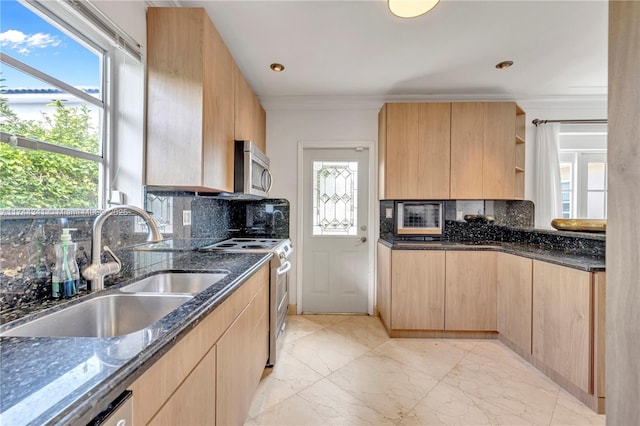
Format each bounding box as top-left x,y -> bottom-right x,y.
88,390 -> 133,426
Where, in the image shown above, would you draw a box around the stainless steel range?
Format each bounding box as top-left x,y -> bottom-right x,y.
202,238 -> 292,366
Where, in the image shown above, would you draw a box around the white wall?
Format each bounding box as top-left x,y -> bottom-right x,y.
263,100 -> 380,307
91,1 -> 147,54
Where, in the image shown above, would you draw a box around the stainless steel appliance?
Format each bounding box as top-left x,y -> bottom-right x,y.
396,201 -> 443,236
88,390 -> 133,425
234,141 -> 273,198
202,238 -> 292,366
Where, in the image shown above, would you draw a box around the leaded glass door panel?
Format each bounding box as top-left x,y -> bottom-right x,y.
302,147 -> 369,314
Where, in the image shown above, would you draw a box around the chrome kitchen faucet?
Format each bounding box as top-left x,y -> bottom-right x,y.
83,205 -> 163,291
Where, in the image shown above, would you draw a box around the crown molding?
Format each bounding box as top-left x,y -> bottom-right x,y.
260,94 -> 608,111
515,95 -> 607,111
146,0 -> 182,7
259,96 -> 385,111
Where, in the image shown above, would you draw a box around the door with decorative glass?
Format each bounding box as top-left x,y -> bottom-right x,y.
301,147 -> 369,313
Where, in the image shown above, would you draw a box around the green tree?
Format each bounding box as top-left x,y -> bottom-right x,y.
0,97 -> 100,209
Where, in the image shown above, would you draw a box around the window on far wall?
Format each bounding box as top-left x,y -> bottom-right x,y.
558,124 -> 607,219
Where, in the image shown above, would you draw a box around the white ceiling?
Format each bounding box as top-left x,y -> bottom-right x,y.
179,0 -> 608,101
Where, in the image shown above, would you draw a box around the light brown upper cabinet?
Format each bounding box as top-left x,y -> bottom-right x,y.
234,65 -> 266,153
514,106 -> 526,199
379,103 -> 451,200
146,7 -> 234,192
450,102 -> 518,199
379,101 -> 524,200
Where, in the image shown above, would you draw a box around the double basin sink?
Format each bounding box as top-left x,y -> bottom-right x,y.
1,272 -> 228,339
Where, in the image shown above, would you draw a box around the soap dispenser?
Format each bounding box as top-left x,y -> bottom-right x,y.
52,228 -> 80,299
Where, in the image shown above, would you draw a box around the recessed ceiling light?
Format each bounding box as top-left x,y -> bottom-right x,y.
270,63 -> 285,72
388,0 -> 440,18
495,60 -> 514,70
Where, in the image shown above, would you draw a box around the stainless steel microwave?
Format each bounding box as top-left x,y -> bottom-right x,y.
234,140 -> 272,198
396,201 -> 443,235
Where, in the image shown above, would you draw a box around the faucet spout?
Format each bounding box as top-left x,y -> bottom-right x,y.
83,205 -> 163,291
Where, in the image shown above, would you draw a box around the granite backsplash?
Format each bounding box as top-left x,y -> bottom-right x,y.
0,213 -> 146,312
380,199 -> 605,257
0,190 -> 290,314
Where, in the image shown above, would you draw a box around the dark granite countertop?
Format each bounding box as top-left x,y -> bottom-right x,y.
379,240 -> 605,272
0,250 -> 272,426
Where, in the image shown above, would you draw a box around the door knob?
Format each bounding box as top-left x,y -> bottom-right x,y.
360,236 -> 367,243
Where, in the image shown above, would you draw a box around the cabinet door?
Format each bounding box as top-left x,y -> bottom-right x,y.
376,243 -> 392,330
482,102 -> 516,199
532,260 -> 592,393
146,8 -> 206,188
202,13 -> 235,192
450,102 -> 484,199
146,8 -> 234,192
234,64 -> 267,153
149,348 -> 216,425
216,275 -> 269,425
450,102 -> 516,199
445,251 -> 497,330
391,250 -> 445,330
383,103 -> 451,199
497,253 -> 532,353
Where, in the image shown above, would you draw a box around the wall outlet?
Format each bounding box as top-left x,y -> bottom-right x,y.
183,210 -> 192,226
385,208 -> 393,219
456,210 -> 464,221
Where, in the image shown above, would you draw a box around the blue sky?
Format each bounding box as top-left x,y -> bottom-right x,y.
0,0 -> 100,90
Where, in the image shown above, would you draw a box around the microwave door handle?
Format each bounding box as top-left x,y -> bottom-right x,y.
266,170 -> 273,192
261,169 -> 273,192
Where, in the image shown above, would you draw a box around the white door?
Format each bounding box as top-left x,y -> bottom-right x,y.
301,147 -> 370,313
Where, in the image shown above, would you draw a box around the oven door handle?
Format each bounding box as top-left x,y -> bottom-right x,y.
276,260 -> 292,275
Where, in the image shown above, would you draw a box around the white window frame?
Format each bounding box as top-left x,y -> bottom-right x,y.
0,0 -> 142,210
559,153 -> 577,218
559,150 -> 607,219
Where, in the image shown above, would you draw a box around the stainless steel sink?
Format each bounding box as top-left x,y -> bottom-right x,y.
119,272 -> 228,294
0,293 -> 192,338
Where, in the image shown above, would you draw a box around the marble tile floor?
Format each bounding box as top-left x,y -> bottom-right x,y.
245,314 -> 606,426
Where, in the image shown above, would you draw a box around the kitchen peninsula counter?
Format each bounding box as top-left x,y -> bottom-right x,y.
0,250 -> 272,426
379,239 -> 605,272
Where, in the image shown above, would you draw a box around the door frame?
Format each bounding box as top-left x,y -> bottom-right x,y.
296,140 -> 377,315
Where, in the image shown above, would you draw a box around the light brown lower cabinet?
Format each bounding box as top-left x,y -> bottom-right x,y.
376,245 -> 494,333
376,243 -> 392,330
532,260 -> 592,393
216,278 -> 269,425
376,244 -> 606,413
130,265 -> 269,425
497,253 -> 533,354
150,347 -> 217,425
445,251 -> 497,331
391,250 -> 445,330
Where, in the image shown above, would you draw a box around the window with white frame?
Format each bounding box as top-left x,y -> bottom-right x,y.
558,124 -> 607,219
0,0 -> 141,210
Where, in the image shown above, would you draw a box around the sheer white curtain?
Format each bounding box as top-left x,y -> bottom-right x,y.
534,123 -> 562,228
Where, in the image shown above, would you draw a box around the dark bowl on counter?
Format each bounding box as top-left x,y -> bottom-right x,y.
464,214 -> 495,224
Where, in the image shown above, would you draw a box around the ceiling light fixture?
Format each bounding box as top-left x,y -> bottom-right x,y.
495,60 -> 514,70
388,0 -> 440,18
270,63 -> 285,72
